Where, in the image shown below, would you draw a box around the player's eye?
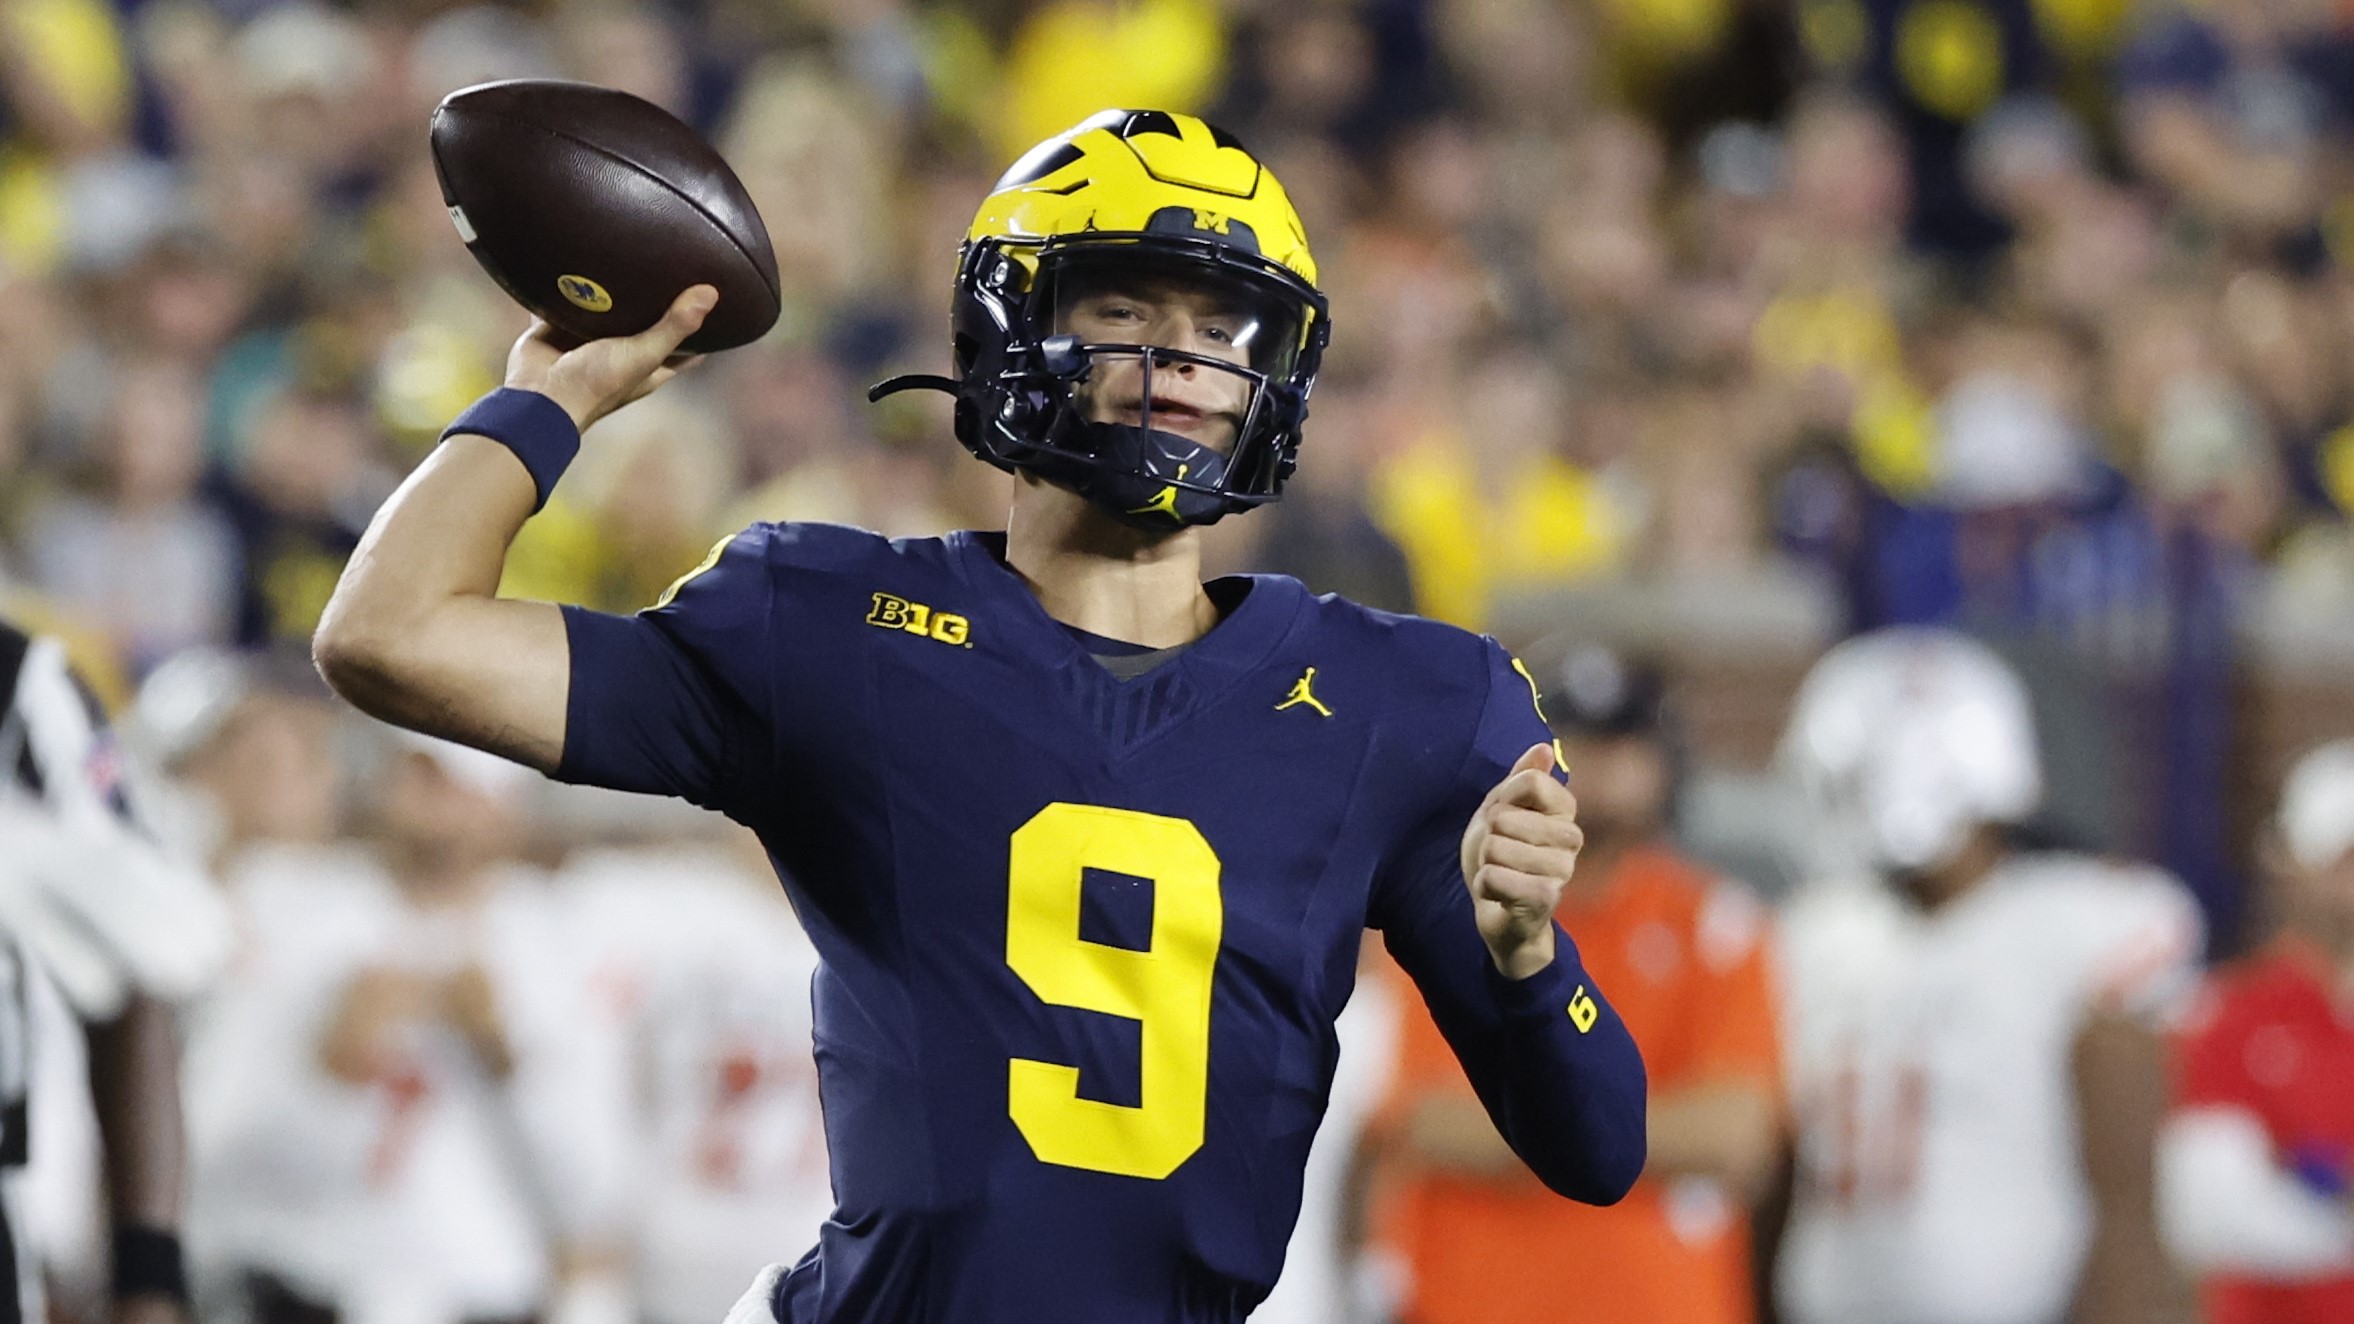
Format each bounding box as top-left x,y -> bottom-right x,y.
1205,317 -> 1258,350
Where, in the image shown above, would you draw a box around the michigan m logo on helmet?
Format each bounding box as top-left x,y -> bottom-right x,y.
869,110 -> 1330,530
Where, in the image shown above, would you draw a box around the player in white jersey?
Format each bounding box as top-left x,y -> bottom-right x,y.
179,729 -> 631,1324
559,836 -> 830,1324
1770,628 -> 2202,1324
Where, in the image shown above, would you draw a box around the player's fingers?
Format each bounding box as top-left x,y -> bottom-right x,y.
662,284 -> 719,337
1488,804 -> 1585,853
1480,834 -> 1579,884
1471,863 -> 1564,913
1477,743 -> 1559,811
1509,742 -> 1555,778
625,285 -> 718,364
1495,767 -> 1577,814
529,318 -> 585,354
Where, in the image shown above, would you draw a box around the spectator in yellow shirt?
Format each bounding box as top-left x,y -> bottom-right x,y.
1371,346 -> 1637,628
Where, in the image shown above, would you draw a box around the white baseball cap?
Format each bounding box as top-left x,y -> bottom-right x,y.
2281,741 -> 2354,873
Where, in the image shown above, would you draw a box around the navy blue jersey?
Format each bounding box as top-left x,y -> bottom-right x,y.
559,525 -> 1645,1324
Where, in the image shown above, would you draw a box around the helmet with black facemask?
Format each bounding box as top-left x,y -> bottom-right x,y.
871,109 -> 1329,530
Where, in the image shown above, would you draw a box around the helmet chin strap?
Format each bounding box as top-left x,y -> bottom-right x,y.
1059,422 -> 1238,529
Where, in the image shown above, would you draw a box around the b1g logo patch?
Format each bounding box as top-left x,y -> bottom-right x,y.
557,274 -> 613,312
868,593 -> 971,646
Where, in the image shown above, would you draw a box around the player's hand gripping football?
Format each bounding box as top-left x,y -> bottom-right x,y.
505,284 -> 717,432
1460,743 -> 1583,979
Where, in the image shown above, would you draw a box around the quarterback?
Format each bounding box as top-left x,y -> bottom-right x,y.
315,110 -> 1645,1322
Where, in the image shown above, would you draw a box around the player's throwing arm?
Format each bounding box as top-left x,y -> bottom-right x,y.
313,287 -> 715,766
319,82 -> 767,763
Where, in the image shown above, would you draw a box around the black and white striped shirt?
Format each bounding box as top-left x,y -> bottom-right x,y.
0,619 -> 128,1175
0,621 -> 127,828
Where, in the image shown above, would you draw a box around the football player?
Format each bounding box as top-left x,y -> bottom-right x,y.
179,730 -> 632,1324
1770,628 -> 2201,1324
314,109 -> 1645,1322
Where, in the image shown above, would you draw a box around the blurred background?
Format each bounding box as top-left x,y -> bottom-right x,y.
6,0 -> 2354,1318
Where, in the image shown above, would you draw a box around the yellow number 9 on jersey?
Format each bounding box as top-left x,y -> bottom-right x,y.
1006,803 -> 1224,1180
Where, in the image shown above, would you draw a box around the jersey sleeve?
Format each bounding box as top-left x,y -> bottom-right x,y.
557,528 -> 777,817
1368,637 -> 1647,1205
2078,868 -> 2205,1030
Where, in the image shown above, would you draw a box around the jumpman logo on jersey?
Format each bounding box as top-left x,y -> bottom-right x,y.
1126,465 -> 1191,521
1275,667 -> 1333,717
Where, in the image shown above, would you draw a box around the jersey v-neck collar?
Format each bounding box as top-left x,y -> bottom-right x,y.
944,530 -> 1306,755
946,530 -> 1301,677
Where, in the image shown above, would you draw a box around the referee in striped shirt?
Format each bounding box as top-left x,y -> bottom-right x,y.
0,616 -> 224,1324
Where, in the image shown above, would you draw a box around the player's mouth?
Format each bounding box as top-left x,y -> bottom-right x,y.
1122,397 -> 1220,433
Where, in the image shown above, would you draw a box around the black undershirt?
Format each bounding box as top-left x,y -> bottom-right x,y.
1060,623 -> 1192,680
1052,579 -> 1251,680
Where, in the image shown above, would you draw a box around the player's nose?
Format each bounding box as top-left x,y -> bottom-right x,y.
1165,315 -> 1209,373
1144,308 -> 1209,363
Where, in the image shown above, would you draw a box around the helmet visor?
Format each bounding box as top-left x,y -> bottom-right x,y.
1042,248 -> 1310,378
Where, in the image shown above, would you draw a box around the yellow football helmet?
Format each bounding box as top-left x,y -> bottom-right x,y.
871,110 -> 1330,528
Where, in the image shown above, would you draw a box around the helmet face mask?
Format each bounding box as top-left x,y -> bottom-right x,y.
873,111 -> 1330,530
965,237 -> 1321,528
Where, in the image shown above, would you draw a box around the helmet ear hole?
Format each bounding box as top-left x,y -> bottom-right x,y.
953,333 -> 980,376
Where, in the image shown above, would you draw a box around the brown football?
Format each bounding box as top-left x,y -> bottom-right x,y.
429,80 -> 780,354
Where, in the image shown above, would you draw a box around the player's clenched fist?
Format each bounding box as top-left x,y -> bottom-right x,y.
1460,743 -> 1584,979
505,284 -> 718,433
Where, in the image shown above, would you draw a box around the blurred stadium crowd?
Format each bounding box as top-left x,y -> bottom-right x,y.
8,0 -> 2354,1319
